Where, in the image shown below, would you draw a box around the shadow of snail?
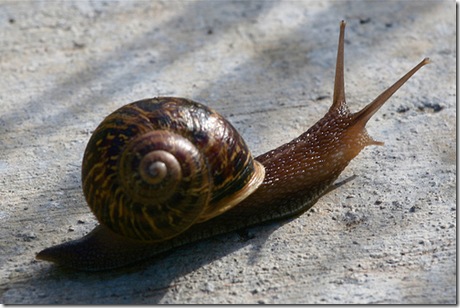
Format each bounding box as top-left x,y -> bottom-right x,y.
36,21 -> 429,271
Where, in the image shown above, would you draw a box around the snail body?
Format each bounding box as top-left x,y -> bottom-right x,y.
37,22 -> 429,271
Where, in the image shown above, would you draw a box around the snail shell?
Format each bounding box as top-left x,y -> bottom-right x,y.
82,97 -> 265,242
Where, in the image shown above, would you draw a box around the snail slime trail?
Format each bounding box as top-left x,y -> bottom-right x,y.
36,21 -> 429,271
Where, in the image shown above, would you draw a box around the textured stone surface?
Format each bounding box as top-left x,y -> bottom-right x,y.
0,0 -> 455,304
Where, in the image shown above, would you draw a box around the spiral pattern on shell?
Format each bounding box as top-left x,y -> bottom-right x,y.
81,97 -> 265,242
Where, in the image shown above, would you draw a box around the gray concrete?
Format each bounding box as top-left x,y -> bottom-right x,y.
0,0 -> 455,304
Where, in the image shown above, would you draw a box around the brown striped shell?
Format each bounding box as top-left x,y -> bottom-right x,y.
82,97 -> 265,242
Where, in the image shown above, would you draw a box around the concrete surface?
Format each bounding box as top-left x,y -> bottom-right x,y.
0,0 -> 455,304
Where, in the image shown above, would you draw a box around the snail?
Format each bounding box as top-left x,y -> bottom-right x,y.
36,21 -> 429,271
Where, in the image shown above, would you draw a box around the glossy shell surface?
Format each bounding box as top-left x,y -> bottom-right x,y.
82,97 -> 265,242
